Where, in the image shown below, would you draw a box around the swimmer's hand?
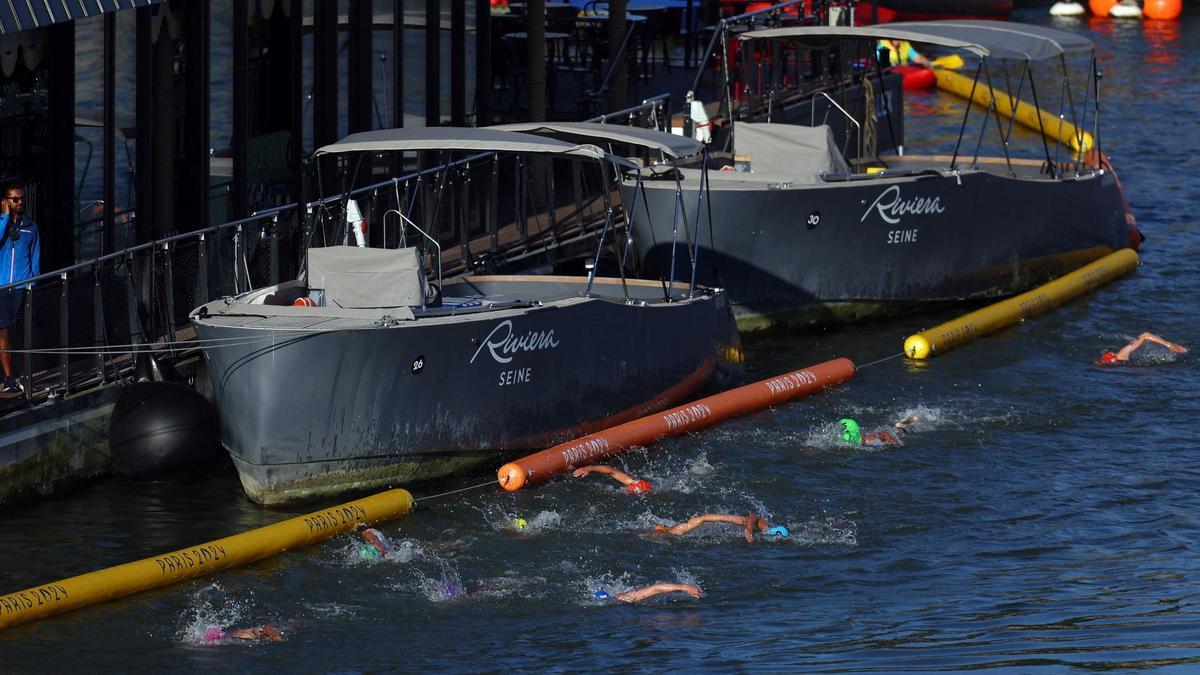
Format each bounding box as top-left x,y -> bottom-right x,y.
571,467 -> 593,478
684,586 -> 704,599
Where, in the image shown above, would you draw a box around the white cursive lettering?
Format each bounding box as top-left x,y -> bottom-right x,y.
861,185 -> 945,225
470,320 -> 561,364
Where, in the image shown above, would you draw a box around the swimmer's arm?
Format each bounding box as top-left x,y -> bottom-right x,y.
616,583 -> 703,602
667,513 -> 745,536
1141,333 -> 1188,354
572,465 -> 634,485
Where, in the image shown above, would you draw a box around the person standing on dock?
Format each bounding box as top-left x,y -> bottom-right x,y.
654,512 -> 789,543
0,184 -> 39,394
572,465 -> 653,494
1097,332 -> 1187,365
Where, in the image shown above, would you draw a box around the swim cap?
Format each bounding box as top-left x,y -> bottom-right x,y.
1099,351 -> 1118,364
839,418 -> 861,443
513,517 -> 528,530
654,524 -> 668,534
359,542 -> 380,560
766,525 -> 790,538
594,590 -> 610,600
625,479 -> 653,495
203,627 -> 224,642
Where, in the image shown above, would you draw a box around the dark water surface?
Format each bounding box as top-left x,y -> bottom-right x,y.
4,9 -> 1200,671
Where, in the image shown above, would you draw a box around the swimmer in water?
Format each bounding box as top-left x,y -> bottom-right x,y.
572,465 -> 652,494
353,523 -> 391,559
203,623 -> 284,642
839,414 -> 920,447
595,583 -> 704,603
1097,332 -> 1187,365
653,512 -> 789,543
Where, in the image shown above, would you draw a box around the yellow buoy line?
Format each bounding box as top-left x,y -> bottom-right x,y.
0,489 -> 413,631
934,67 -> 1095,155
905,249 -> 1139,359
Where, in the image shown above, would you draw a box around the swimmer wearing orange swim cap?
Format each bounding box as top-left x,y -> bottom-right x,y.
1097,332 -> 1187,366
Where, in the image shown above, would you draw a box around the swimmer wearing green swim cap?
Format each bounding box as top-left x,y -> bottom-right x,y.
838,414 -> 919,446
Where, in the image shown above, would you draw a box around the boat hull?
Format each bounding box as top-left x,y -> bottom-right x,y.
626,167 -> 1130,331
194,279 -> 738,504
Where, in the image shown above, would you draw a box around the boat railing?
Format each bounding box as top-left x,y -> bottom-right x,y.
811,91 -> 862,174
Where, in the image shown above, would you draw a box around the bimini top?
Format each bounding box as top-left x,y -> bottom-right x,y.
491,122 -> 704,160
313,126 -> 613,161
741,20 -> 1094,61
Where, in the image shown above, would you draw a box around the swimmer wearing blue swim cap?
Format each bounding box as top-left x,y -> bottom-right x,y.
654,512 -> 786,543
594,589 -> 611,600
766,525 -> 789,538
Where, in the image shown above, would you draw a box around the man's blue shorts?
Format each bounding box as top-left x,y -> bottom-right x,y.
0,288 -> 26,329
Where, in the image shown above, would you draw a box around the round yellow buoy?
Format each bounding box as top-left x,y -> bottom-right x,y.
904,334 -> 933,359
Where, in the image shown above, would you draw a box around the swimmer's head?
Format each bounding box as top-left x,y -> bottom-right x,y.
625,479 -> 653,495
1098,351 -> 1118,365
203,626 -> 225,642
512,517 -> 528,530
594,590 -> 610,600
358,542 -> 381,560
654,524 -> 668,534
839,418 -> 861,444
765,525 -> 789,538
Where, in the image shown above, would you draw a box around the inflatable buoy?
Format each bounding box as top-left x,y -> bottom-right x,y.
109,382 -> 221,479
1050,1 -> 1086,16
1144,0 -> 1182,19
293,296 -> 316,307
894,65 -> 937,91
1089,0 -> 1117,15
1109,0 -> 1143,18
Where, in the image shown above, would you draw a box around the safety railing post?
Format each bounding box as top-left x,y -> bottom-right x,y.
197,233 -> 209,306
22,287 -> 32,401
488,159 -> 499,253
59,272 -> 69,394
93,263 -> 106,384
269,216 -> 280,284
126,252 -> 141,348
162,241 -> 176,341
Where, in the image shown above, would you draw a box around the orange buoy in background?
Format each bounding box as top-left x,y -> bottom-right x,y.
1144,0 -> 1182,19
497,358 -> 856,491
1089,0 -> 1118,14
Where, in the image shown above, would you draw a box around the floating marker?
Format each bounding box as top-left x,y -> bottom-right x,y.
0,489 -> 413,630
497,358 -> 856,491
904,248 -> 1139,359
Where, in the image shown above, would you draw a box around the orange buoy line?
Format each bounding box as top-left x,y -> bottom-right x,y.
497,358 -> 856,491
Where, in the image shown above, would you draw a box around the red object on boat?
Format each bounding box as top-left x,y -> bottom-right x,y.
1088,0 -> 1118,15
856,0 -> 1011,23
893,65 -> 937,91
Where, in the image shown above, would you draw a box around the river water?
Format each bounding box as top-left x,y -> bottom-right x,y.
4,7 -> 1199,671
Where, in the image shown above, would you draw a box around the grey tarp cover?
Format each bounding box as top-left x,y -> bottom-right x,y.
742,20 -> 1094,61
491,122 -> 704,160
313,126 -> 614,162
305,245 -> 427,309
733,124 -> 850,180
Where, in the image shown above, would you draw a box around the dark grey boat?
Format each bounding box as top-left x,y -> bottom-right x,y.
623,21 -> 1140,330
192,129 -> 738,505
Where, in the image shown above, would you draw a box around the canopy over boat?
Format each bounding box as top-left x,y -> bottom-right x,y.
491,122 -> 704,160
741,20 -> 1093,61
313,126 -> 631,165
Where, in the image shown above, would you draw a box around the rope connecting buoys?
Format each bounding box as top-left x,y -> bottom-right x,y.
934,68 -> 1095,155
0,489 -> 413,631
497,358 -> 857,491
904,248 -> 1139,359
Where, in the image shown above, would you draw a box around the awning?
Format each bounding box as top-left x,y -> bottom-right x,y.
742,20 -> 1094,61
0,0 -> 163,35
314,126 -> 640,169
491,122 -> 705,160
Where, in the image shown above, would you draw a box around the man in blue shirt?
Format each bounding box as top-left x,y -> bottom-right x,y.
0,184 -> 40,393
